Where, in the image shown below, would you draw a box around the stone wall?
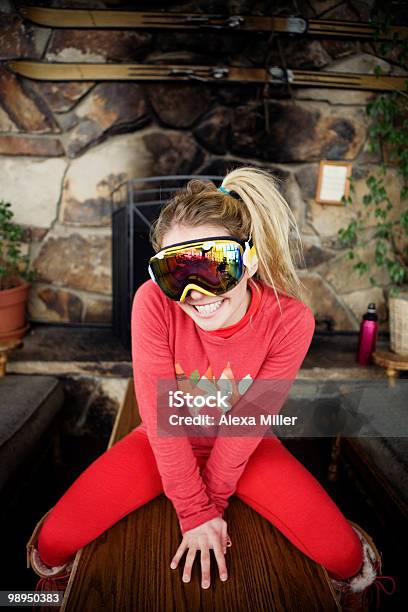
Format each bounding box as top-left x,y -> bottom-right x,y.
1,0 -> 407,330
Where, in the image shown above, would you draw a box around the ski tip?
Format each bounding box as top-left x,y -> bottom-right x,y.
18,6 -> 45,25
6,60 -> 21,76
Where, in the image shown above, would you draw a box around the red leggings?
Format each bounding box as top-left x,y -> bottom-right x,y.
38,428 -> 362,580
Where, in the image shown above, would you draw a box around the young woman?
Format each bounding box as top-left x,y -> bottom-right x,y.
27,167 -> 389,610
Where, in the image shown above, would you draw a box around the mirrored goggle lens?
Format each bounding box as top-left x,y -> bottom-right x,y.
149,241 -> 244,300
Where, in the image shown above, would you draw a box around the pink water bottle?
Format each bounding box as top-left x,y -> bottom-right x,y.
357,303 -> 378,366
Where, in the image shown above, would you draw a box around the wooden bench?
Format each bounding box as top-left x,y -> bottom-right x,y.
61,379 -> 339,611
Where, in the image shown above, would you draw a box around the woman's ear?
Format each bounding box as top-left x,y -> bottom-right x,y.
247,260 -> 259,278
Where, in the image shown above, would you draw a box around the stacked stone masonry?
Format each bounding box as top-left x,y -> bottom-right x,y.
0,0 -> 407,330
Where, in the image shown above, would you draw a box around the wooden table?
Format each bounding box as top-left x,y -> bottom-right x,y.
372,350 -> 408,386
0,324 -> 30,377
0,337 -> 23,377
61,380 -> 339,612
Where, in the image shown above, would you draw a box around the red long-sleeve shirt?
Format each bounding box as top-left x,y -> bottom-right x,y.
131,278 -> 315,533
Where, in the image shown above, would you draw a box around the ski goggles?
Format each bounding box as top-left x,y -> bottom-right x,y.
148,235 -> 255,302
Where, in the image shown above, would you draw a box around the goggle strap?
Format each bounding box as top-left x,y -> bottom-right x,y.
243,240 -> 258,268
148,264 -> 158,284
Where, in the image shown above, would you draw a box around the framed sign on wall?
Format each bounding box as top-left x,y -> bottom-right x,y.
315,160 -> 352,205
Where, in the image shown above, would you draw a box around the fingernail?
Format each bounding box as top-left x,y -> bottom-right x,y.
221,574 -> 228,581
170,563 -> 176,569
202,582 -> 210,589
183,576 -> 189,583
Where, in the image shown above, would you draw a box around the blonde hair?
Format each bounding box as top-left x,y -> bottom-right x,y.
150,166 -> 305,302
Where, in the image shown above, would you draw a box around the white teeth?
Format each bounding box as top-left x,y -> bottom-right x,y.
194,300 -> 223,314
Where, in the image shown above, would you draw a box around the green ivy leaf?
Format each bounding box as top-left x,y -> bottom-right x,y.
389,286 -> 401,298
353,261 -> 369,275
388,260 -> 406,284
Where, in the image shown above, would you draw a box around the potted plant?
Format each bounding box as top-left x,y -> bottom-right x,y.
0,200 -> 34,341
338,18 -> 408,355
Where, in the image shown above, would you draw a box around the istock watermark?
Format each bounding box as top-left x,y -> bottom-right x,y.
168,390 -> 231,410
154,378 -> 408,439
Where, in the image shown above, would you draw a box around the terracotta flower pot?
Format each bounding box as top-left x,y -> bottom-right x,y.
0,281 -> 30,334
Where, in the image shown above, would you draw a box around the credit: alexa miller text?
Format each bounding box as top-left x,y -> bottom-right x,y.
168,414 -> 298,426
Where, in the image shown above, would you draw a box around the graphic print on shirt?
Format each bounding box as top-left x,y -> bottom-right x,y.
175,361 -> 253,417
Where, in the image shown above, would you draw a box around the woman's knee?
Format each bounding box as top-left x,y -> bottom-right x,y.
321,525 -> 363,580
37,513 -> 77,567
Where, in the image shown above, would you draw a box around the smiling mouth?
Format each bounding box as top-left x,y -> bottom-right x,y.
188,298 -> 226,316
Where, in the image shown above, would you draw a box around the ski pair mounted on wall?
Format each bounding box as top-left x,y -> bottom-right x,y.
8,60 -> 407,91
9,6 -> 407,90
19,6 -> 408,40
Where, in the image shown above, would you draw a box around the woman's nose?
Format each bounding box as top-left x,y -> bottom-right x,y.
188,289 -> 207,301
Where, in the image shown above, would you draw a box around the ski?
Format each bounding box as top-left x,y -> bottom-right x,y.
19,6 -> 407,41
8,60 -> 407,91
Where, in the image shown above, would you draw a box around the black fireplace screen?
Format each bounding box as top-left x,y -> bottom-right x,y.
111,175 -> 223,348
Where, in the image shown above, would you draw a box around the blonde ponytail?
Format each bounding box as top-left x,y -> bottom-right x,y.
150,166 -> 305,302
221,166 -> 305,301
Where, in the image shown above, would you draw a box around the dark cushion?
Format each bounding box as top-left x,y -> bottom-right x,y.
342,382 -> 408,506
0,375 -> 64,491
281,380 -> 408,506
351,436 -> 408,506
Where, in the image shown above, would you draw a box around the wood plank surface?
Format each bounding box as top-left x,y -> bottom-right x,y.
61,379 -> 339,612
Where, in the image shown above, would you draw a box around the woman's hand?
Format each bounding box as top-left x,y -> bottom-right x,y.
170,517 -> 231,589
